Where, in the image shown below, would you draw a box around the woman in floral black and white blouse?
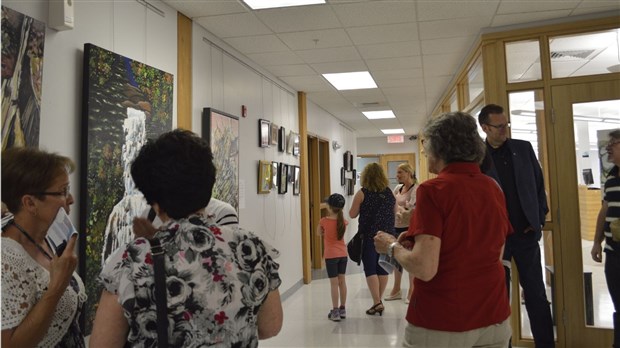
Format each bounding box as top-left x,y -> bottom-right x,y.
90,129 -> 283,347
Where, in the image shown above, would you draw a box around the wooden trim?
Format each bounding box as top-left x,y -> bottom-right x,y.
177,13 -> 192,130
309,136 -> 322,269
298,92 -> 312,284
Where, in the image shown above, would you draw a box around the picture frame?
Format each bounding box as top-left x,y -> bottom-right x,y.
340,167 -> 346,186
202,108 -> 239,210
80,43 -> 173,333
292,133 -> 300,156
347,178 -> 355,196
271,161 -> 279,190
287,131 -> 295,154
343,151 -> 350,171
352,169 -> 357,185
293,166 -> 301,195
349,152 -> 354,171
259,119 -> 270,147
278,162 -> 288,194
288,164 -> 295,183
278,126 -> 286,152
258,160 -> 271,194
270,122 -> 279,146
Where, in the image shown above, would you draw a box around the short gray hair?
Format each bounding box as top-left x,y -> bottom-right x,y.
423,112 -> 486,164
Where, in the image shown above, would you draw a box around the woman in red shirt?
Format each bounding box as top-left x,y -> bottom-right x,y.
375,112 -> 512,347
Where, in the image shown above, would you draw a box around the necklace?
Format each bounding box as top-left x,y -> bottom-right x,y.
11,221 -> 53,260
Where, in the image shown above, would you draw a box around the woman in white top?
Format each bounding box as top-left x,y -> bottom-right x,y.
384,162 -> 417,303
1,147 -> 85,347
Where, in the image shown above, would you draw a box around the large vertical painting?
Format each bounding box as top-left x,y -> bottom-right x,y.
80,43 -> 173,333
202,108 -> 239,211
1,6 -> 45,149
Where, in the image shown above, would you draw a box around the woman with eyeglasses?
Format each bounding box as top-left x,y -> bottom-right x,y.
1,147 -> 86,347
591,129 -> 620,347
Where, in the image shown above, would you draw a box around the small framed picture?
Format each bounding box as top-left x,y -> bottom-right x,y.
270,122 -> 279,146
278,163 -> 288,194
293,166 -> 301,195
258,160 -> 271,194
352,169 -> 357,185
278,126 -> 286,152
340,167 -> 346,186
292,133 -> 300,157
259,119 -> 270,148
271,161 -> 278,190
288,164 -> 295,183
347,178 -> 355,196
349,152 -> 354,171
343,151 -> 350,170
286,131 -> 295,154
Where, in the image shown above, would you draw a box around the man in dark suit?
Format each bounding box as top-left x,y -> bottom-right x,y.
479,104 -> 554,348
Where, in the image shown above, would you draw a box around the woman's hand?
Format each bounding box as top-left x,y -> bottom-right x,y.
48,235 -> 77,295
374,231 -> 396,254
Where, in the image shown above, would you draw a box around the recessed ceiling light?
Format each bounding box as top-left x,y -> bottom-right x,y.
322,71 -> 377,91
363,110 -> 396,119
242,0 -> 325,10
381,128 -> 405,135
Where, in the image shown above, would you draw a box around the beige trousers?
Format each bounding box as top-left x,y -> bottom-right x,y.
402,319 -> 511,348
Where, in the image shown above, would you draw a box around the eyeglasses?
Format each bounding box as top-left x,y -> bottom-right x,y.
486,123 -> 511,130
31,186 -> 71,198
607,140 -> 620,149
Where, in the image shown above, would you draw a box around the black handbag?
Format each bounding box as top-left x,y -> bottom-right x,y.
150,238 -> 168,348
347,232 -> 364,265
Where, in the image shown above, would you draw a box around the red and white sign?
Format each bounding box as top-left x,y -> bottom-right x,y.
387,135 -> 404,143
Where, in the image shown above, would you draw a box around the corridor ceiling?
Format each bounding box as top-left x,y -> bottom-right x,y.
162,0 -> 620,137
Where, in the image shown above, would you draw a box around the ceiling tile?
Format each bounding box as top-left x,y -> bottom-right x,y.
419,17 -> 489,40
331,1 -> 416,27
366,56 -> 422,71
347,22 -> 419,45
571,6 -> 620,16
417,0 -> 499,21
255,5 -> 341,33
246,51 -> 305,66
372,69 -> 423,80
295,46 -> 361,64
224,35 -> 289,54
377,78 -> 425,88
497,0 -> 580,14
195,13 -> 271,38
357,41 -> 421,60
265,64 -> 316,77
278,29 -> 353,50
382,86 -> 426,99
491,10 -> 573,27
422,53 -> 462,77
280,75 -> 333,92
162,0 -> 247,17
310,60 -> 368,74
421,36 -> 476,55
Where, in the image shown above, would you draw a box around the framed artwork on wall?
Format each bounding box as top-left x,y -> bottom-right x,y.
349,152 -> 354,171
288,164 -> 295,183
271,161 -> 278,190
270,122 -> 279,146
343,151 -> 350,171
347,178 -> 355,196
202,108 -> 239,210
80,43 -> 173,333
340,167 -> 346,186
287,131 -> 295,154
293,166 -> 301,195
352,169 -> 357,185
1,6 -> 46,150
278,126 -> 286,152
258,160 -> 271,194
278,163 -> 288,194
292,133 -> 300,156
259,119 -> 270,147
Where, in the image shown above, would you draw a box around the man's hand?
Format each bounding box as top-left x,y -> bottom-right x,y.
374,231 -> 396,254
133,217 -> 157,239
591,243 -> 603,263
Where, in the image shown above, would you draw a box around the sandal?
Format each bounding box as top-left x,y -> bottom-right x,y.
366,301 -> 384,316
384,290 -> 402,301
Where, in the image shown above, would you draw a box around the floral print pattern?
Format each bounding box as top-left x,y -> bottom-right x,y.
100,215 -> 281,347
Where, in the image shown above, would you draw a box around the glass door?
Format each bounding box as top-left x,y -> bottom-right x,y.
552,79 -> 619,346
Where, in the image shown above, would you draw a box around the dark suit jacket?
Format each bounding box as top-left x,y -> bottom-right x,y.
482,138 -> 549,239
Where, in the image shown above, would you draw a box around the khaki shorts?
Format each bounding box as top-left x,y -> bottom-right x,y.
402,319 -> 511,348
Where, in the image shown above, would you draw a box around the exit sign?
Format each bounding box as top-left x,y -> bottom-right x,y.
387,135 -> 404,143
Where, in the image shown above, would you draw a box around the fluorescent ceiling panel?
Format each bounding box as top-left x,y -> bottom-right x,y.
381,128 -> 405,135
243,0 -> 325,10
363,110 -> 396,119
322,71 -> 377,90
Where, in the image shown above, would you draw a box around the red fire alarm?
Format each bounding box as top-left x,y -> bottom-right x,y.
241,105 -> 247,118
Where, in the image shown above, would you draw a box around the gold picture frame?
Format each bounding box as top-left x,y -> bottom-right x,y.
258,160 -> 271,194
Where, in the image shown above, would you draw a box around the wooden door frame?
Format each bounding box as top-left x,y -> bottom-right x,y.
551,78 -> 619,347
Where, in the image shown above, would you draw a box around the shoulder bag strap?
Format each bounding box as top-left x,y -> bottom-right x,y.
150,237 -> 168,348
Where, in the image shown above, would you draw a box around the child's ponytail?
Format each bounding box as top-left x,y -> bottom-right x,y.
336,208 -> 345,240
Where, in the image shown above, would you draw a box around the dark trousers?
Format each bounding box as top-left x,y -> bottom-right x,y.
504,241 -> 555,348
605,251 -> 620,347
